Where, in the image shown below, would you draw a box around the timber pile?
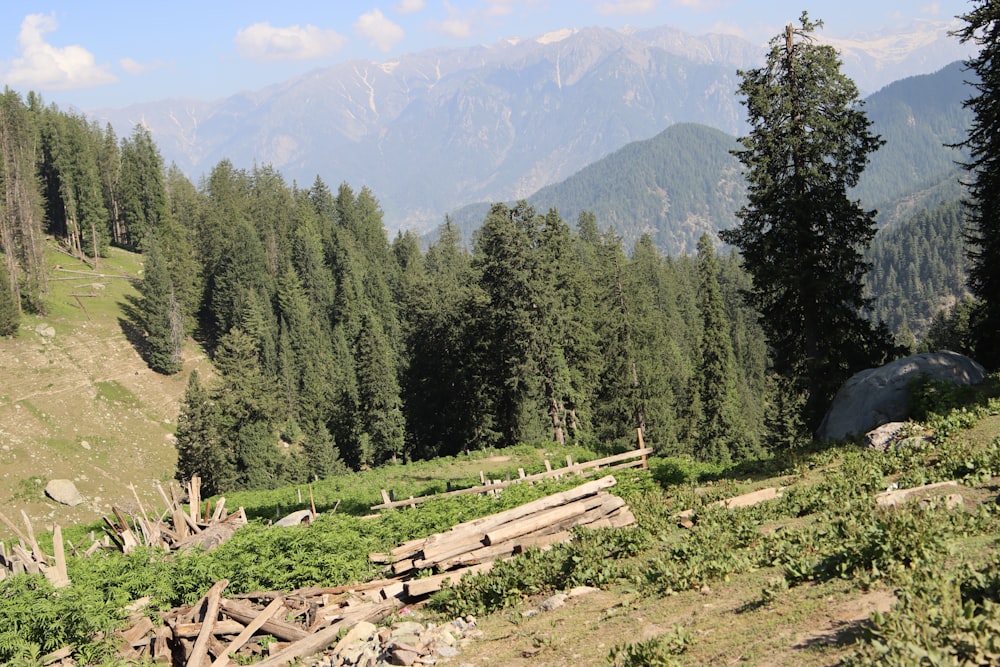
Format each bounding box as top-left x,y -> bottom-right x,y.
115,580 -> 404,666
103,477 -> 247,554
369,474 -> 635,598
112,476 -> 636,665
0,510 -> 69,587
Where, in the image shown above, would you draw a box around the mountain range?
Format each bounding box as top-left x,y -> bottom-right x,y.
446,60 -> 972,255
90,20 -> 970,235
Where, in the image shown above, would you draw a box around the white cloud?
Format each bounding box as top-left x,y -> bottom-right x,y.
394,0 -> 426,14
235,22 -> 347,62
3,13 -> 116,90
355,9 -> 406,52
438,17 -> 474,39
119,57 -> 168,76
596,0 -> 657,15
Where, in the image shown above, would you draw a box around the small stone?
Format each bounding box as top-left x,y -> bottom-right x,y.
393,622 -> 426,637
435,645 -> 459,658
80,440 -> 91,450
699,585 -> 711,595
567,586 -> 598,598
540,593 -> 567,611
945,493 -> 964,510
387,647 -> 420,666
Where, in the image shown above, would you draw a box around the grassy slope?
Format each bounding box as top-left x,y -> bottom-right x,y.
0,243 -> 211,538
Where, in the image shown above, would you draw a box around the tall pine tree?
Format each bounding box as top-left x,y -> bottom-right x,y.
955,2 -> 1000,370
719,13 -> 896,429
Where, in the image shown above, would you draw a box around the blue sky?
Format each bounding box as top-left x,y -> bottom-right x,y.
0,1 -> 972,110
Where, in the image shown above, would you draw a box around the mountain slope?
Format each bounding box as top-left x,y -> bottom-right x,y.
90,21 -> 967,234
446,61 -> 971,256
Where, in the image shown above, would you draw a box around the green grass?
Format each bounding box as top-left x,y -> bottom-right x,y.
94,380 -> 141,407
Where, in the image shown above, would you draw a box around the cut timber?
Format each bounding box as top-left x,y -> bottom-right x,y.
211,596 -> 286,667
418,475 -> 618,562
404,562 -> 494,597
187,579 -> 228,667
219,599 -> 308,642
483,493 -> 610,546
876,480 -> 961,508
253,600 -> 398,667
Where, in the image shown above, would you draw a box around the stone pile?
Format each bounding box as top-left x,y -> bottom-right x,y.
307,616 -> 483,667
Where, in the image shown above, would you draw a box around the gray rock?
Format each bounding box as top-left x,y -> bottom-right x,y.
865,422 -> 907,451
817,351 -> 985,441
45,479 -> 84,506
273,509 -> 315,527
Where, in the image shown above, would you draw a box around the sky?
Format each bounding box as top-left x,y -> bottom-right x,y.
0,1 -> 974,111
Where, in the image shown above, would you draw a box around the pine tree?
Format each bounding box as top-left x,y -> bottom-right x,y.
0,90 -> 46,314
955,2 -> 1000,369
174,370 -> 229,495
136,236 -> 183,374
719,13 -> 897,428
0,259 -> 18,336
695,234 -> 749,463
119,125 -> 167,250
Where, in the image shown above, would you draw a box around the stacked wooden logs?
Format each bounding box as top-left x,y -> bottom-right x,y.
369,474 -> 635,598
116,581 -> 404,666
103,477 -> 247,554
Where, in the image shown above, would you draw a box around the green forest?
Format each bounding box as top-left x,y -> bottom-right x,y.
1,5 -> 998,499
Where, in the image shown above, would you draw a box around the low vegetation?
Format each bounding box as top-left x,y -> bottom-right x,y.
1,376 -> 998,665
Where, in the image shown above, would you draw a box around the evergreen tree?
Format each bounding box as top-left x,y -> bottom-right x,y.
0,258 -> 18,336
174,370 -> 228,495
119,125 -> 167,250
136,236 -> 184,374
0,90 -> 46,313
955,2 -> 1000,369
213,327 -> 283,490
695,234 -> 749,463
719,13 -> 897,428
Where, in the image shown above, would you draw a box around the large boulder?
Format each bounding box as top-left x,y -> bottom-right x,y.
817,351 -> 985,441
45,479 -> 85,506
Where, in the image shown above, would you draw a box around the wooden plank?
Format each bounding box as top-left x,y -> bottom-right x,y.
187,579 -> 228,667
219,599 -> 308,642
119,616 -> 155,646
370,451 -> 650,510
253,600 -> 397,667
482,493 -> 608,546
47,525 -> 70,588
419,476 -> 618,561
404,562 -> 494,597
210,596 -> 286,667
174,619 -> 246,638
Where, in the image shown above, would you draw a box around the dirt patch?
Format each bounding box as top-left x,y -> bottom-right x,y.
792,588 -> 896,650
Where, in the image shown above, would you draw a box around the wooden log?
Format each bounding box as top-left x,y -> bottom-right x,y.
392,558 -> 415,575
187,579 -> 228,667
174,619 -> 246,638
211,595 -> 286,667
41,646 -> 72,665
482,493 -> 609,546
152,625 -> 172,664
119,616 -> 155,646
219,599 -> 308,642
512,530 -> 573,553
404,562 -> 494,597
47,525 -> 70,588
420,476 -> 618,561
253,600 -> 397,667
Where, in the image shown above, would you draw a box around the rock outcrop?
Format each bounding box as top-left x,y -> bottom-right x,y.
817,351 -> 985,441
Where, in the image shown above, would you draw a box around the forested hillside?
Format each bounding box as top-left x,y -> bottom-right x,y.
1,89 -> 773,496
866,199 -> 971,341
